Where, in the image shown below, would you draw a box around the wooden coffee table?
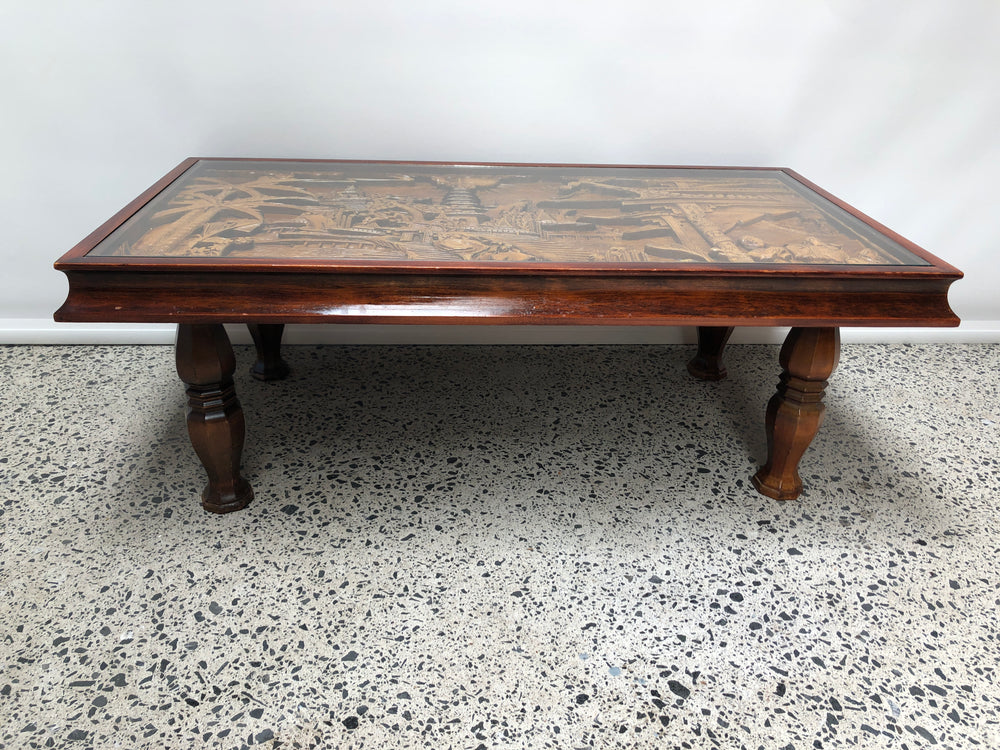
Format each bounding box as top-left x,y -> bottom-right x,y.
55,159 -> 961,513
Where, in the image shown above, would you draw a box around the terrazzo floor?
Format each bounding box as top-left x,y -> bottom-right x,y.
2,342 -> 999,750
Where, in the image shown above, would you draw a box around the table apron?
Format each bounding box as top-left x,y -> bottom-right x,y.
54,270 -> 960,327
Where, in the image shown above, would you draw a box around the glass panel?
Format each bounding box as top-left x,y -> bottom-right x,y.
89,160 -> 927,266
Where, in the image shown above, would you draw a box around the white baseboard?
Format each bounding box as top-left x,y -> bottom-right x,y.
3,319 -> 999,345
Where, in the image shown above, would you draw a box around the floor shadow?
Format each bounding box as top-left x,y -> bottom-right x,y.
98,342 -> 952,521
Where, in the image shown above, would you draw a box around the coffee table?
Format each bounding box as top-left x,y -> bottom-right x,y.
54,158 -> 962,513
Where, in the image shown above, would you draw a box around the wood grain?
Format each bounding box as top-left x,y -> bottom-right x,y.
752,327 -> 841,500
54,268 -> 960,327
53,159 -> 964,511
175,324 -> 252,513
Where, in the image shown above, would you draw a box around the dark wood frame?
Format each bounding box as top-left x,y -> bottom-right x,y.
55,158 -> 960,328
54,159 -> 962,513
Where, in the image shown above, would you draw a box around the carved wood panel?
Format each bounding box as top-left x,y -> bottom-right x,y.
91,162 -> 924,265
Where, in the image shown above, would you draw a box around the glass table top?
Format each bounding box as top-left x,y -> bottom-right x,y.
88,160 -> 928,266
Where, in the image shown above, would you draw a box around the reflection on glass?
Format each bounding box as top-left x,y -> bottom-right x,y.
89,161 -> 926,266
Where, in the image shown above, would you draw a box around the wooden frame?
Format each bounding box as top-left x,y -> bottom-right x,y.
54,159 -> 962,512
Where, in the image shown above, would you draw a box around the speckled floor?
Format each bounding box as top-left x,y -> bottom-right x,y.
2,342 -> 999,749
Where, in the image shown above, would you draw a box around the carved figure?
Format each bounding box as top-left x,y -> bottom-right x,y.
98,165 -> 909,265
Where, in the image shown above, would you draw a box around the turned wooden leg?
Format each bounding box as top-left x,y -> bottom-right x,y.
175,324 -> 253,513
687,326 -> 735,380
248,323 -> 291,381
752,327 -> 840,500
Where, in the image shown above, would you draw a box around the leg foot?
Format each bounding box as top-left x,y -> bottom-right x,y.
176,324 -> 253,513
248,324 -> 290,381
752,327 -> 840,500
688,326 -> 735,380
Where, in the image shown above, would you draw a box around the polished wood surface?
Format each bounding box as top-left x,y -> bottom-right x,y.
687,326 -> 735,381
753,327 -> 841,500
53,268 -> 959,328
55,159 -> 961,329
248,323 -> 290,381
53,160 -> 963,512
175,324 -> 252,513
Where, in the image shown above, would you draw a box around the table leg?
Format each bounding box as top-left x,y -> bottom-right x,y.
175,324 -> 253,513
752,327 -> 840,500
248,323 -> 291,381
687,326 -> 735,380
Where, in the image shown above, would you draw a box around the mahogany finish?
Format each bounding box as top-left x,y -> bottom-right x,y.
175,324 -> 253,513
248,324 -> 290,381
53,159 -> 963,513
753,327 -> 841,500
53,269 -> 959,327
688,326 -> 735,381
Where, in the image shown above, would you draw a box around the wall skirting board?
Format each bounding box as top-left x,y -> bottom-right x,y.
2,319 -> 998,346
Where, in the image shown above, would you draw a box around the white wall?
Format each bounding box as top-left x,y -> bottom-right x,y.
2,0 -> 997,344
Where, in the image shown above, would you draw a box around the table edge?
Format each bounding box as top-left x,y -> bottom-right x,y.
54,266 -> 962,328
54,158 -> 963,279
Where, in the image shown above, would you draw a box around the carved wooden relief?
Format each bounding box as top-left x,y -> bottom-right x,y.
92,162 -> 922,265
